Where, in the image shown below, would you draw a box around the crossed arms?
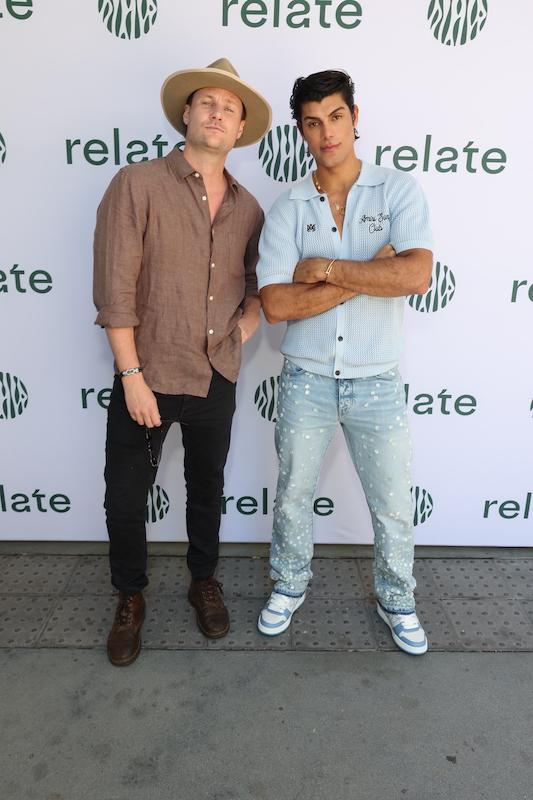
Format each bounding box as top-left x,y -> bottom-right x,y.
260,246 -> 433,324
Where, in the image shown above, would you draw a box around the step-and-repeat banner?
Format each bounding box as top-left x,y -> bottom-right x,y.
1,1 -> 531,545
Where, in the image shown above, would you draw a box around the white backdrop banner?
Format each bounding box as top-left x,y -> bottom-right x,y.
1,0 -> 531,545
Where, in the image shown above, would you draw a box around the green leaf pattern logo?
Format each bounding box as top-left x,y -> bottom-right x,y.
411,486 -> 434,526
0,372 -> 29,420
254,376 -> 279,422
0,132 -> 6,165
98,0 -> 158,39
428,0 -> 488,46
408,261 -> 456,313
146,484 -> 170,523
259,125 -> 314,182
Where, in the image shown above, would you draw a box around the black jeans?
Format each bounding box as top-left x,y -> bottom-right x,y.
104,371 -> 236,594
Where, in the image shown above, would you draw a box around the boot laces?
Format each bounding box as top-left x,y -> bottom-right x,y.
116,595 -> 136,626
200,579 -> 224,606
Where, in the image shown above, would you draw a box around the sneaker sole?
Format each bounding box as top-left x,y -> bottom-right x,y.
377,604 -> 428,656
257,593 -> 306,636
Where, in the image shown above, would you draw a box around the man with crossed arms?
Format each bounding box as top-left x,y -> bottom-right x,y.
256,69 -> 433,654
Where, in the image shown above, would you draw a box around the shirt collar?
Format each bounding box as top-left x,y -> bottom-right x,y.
289,160 -> 385,200
166,147 -> 239,193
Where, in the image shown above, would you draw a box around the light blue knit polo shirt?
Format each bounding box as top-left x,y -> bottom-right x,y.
257,161 -> 432,378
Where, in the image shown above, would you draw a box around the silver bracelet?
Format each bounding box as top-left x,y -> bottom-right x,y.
118,367 -> 143,377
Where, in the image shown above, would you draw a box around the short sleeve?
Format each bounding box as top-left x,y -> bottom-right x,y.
388,176 -> 432,254
256,193 -> 302,290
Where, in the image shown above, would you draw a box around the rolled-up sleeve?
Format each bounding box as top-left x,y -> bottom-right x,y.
243,206 -> 264,298
93,167 -> 147,328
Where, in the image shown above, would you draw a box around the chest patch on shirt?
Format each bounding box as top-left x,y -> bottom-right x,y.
359,212 -> 391,233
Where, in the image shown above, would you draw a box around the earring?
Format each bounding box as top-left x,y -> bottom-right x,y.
354,128 -> 359,139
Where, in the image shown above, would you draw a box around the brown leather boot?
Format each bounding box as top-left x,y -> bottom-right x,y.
107,592 -> 146,666
188,577 -> 230,639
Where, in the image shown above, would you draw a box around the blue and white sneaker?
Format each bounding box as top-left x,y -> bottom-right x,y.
257,591 -> 306,636
377,604 -> 428,655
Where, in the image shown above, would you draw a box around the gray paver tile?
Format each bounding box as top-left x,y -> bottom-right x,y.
425,559 -> 508,598
444,598 -> 533,651
0,595 -> 57,647
292,597 -> 376,650
214,557 -> 272,598
0,555 -> 77,594
491,559 -> 533,598
310,559 -> 366,599
38,594 -> 115,647
142,595 -> 208,649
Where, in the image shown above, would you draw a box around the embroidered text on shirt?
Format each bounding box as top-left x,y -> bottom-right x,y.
359,212 -> 391,233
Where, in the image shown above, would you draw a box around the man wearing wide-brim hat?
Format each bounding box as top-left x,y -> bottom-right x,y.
93,58 -> 272,666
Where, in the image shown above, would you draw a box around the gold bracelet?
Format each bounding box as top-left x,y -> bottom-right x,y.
324,259 -> 336,282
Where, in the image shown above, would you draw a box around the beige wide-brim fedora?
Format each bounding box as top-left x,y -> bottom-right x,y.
161,57 -> 272,148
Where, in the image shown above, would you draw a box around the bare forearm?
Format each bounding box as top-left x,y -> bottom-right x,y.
238,294 -> 261,342
105,327 -> 141,371
329,251 -> 432,296
260,282 -> 356,324
105,326 -> 161,426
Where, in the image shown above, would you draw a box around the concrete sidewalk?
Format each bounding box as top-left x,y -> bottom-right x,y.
1,553 -> 532,800
1,650 -> 531,800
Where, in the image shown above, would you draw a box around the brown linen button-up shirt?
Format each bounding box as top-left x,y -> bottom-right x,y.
93,148 -> 263,396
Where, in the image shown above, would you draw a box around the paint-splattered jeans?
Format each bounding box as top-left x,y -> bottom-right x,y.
271,358 -> 416,613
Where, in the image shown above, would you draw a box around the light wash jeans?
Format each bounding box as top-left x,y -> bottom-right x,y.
271,358 -> 416,613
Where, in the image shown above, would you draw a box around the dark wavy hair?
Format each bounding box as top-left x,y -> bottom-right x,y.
290,70 -> 358,138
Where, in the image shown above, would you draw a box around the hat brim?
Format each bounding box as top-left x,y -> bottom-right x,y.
161,67 -> 272,148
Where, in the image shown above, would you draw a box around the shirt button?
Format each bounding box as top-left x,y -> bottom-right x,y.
211,262 -> 215,268
209,296 -> 214,301
208,329 -> 214,335
194,172 -> 200,178
202,195 -> 207,201
335,370 -> 341,376
338,336 -> 343,341
320,196 -> 325,202
332,226 -> 337,232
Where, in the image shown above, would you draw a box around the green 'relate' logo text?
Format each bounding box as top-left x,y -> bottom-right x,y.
0,132 -> 6,164
0,484 -> 71,513
259,125 -> 314,182
0,372 -> 28,420
254,376 -> 279,422
376,135 -> 506,174
428,0 -> 488,46
408,261 -> 456,313
222,0 -> 363,29
0,0 -> 33,21
511,280 -> 533,303
66,129 -> 184,166
411,486 -> 433,526
98,0 -> 157,39
146,484 -> 170,523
